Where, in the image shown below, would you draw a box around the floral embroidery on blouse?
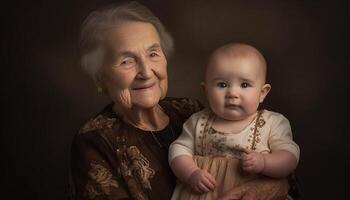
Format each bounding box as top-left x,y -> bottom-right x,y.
84,162 -> 119,199
116,146 -> 155,199
198,110 -> 267,156
210,137 -> 227,154
207,128 -> 246,159
79,115 -> 116,134
126,146 -> 155,190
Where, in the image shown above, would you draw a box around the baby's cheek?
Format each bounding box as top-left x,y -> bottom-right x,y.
244,98 -> 259,111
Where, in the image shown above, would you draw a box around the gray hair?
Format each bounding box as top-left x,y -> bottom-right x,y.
79,1 -> 174,82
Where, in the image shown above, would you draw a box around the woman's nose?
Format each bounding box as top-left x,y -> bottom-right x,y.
136,59 -> 153,79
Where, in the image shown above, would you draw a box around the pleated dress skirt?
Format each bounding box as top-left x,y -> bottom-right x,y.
171,155 -> 255,200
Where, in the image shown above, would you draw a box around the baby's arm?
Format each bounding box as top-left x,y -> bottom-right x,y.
242,114 -> 300,178
169,111 -> 216,192
242,149 -> 298,178
170,155 -> 216,192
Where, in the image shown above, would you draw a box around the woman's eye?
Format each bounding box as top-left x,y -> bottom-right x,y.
120,58 -> 135,66
241,82 -> 251,88
217,82 -> 227,88
150,52 -> 159,57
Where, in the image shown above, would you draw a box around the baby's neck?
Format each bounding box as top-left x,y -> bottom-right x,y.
212,112 -> 257,134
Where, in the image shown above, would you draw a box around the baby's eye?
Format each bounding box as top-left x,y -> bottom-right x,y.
217,82 -> 228,88
241,82 -> 251,88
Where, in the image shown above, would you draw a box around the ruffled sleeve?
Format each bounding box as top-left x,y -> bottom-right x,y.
168,111 -> 203,164
268,114 -> 300,162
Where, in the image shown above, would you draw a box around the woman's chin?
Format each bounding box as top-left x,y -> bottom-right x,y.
131,95 -> 161,109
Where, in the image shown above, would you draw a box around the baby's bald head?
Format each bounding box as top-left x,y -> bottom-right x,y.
206,43 -> 267,83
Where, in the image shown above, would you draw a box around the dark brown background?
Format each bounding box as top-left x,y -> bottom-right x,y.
2,0 -> 348,199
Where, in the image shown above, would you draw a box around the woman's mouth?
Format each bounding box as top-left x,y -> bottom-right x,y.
132,82 -> 156,91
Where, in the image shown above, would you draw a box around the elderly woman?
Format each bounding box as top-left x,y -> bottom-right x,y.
69,2 -> 293,200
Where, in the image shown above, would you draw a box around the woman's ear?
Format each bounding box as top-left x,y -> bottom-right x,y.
200,81 -> 207,95
259,83 -> 271,103
95,73 -> 106,94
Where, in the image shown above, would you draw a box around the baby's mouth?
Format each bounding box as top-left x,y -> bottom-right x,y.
225,104 -> 240,109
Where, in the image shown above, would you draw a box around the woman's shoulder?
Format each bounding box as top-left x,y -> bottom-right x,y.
160,97 -> 204,116
78,103 -> 121,135
72,104 -> 122,153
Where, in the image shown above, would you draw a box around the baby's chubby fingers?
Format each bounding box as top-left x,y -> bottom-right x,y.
241,159 -> 255,172
243,148 -> 254,154
189,169 -> 217,193
241,159 -> 252,167
243,149 -> 255,156
242,148 -> 254,160
242,162 -> 252,170
205,171 -> 217,186
203,173 -> 216,190
198,182 -> 210,193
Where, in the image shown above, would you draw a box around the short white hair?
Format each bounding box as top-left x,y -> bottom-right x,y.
79,1 -> 174,82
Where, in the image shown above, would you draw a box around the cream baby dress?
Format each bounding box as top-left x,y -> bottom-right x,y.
169,109 -> 299,200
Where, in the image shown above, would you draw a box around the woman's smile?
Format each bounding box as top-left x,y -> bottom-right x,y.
132,82 -> 156,91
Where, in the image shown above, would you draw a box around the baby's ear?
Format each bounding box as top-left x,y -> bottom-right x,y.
259,84 -> 271,103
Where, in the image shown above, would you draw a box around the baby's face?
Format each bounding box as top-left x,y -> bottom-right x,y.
204,52 -> 270,121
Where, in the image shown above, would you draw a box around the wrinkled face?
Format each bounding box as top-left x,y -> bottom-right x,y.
99,21 -> 168,110
204,53 -> 270,121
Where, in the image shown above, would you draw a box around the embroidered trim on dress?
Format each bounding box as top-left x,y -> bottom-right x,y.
248,110 -> 266,150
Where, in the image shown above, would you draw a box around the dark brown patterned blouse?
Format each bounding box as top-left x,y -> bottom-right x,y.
69,97 -> 203,200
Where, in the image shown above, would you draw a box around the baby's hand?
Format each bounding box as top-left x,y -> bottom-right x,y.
187,169 -> 216,193
241,149 -> 265,174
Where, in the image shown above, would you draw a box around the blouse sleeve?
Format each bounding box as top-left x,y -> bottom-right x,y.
70,134 -> 130,200
168,112 -> 200,164
268,115 -> 300,162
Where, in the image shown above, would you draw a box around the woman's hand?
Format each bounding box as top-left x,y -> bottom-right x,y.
188,169 -> 216,193
218,177 -> 289,200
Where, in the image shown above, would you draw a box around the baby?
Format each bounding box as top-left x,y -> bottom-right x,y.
169,43 -> 300,200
